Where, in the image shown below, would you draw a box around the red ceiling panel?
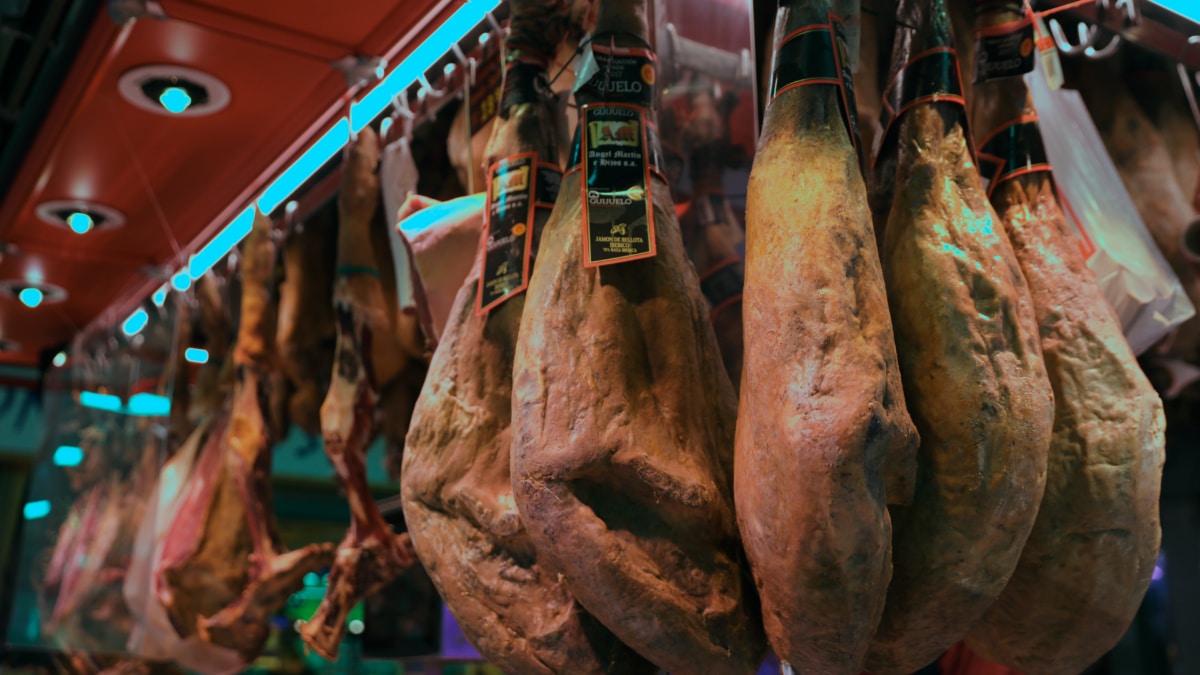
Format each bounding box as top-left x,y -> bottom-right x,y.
0,0 -> 460,367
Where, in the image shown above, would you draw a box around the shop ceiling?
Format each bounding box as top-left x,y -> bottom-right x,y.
0,0 -> 477,371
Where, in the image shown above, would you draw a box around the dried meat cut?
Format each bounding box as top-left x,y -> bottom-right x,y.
510,0 -> 765,672
865,0 -> 1054,671
403,3 -> 652,671
674,73 -> 747,390
735,1 -> 917,672
157,211 -> 334,661
300,128 -> 418,658
961,17 -> 1166,671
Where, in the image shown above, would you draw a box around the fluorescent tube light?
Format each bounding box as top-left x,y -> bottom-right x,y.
184,347 -> 209,364
53,445 -> 83,467
189,206 -> 256,280
123,308 -> 148,336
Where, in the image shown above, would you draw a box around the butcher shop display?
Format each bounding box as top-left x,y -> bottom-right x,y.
865,0 -> 1054,671
736,0 -> 917,672
15,0 -> 1198,672
961,5 -> 1166,674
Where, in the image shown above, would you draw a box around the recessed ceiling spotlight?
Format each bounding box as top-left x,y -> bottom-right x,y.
0,280 -> 67,308
36,200 -> 125,235
118,64 -> 230,118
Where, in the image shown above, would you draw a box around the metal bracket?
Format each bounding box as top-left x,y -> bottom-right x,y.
331,54 -> 386,88
107,0 -> 167,25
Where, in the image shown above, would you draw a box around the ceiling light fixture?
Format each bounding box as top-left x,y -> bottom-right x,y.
23,500 -> 51,520
53,445 -> 84,467
0,280 -> 67,308
52,351 -> 67,367
36,200 -> 125,235
118,64 -> 230,118
184,347 -> 208,364
158,86 -> 192,114
18,288 -> 43,308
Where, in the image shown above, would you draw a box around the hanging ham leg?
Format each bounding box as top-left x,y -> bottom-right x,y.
736,1 -> 918,672
961,14 -> 1166,671
865,0 -> 1053,671
299,128 -> 417,659
158,211 -> 334,661
403,2 -> 651,671
511,1 -> 766,672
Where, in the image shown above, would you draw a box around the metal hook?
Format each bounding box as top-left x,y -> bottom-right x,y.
1048,17 -> 1099,55
1084,30 -> 1122,59
484,10 -> 503,36
449,43 -> 476,84
390,89 -> 415,140
1099,0 -> 1140,30
417,72 -> 445,98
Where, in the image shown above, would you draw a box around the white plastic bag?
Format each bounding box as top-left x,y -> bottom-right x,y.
380,134 -> 421,313
1026,58 -> 1195,354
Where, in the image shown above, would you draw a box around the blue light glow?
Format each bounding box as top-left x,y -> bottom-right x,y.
128,393 -> 170,416
53,445 -> 84,467
399,193 -> 486,235
349,0 -> 501,133
18,287 -> 43,308
184,347 -> 209,364
258,118 -> 351,215
80,391 -> 122,412
171,271 -> 191,292
152,285 -> 167,307
52,351 -> 66,367
159,87 -> 192,114
23,500 -> 50,520
66,212 -> 94,234
188,206 -> 255,279
123,308 -> 148,336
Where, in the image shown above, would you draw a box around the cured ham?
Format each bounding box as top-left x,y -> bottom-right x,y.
510,0 -> 765,671
736,1 -> 917,671
865,0 -> 1053,671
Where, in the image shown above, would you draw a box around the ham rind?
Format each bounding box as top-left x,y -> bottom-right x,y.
865,0 -> 1054,671
510,1 -> 765,672
963,33 -> 1165,673
736,0 -> 918,672
402,1 -> 651,672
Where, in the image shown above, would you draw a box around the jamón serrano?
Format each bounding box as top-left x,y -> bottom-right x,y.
962,15 -> 1166,672
510,0 -> 765,672
735,0 -> 917,672
403,3 -> 651,671
865,0 -> 1054,671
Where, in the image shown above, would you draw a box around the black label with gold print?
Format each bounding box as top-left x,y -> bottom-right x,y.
479,152 -> 538,313
581,103 -> 656,266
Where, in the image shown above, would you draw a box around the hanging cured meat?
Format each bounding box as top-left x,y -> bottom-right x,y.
864,0 -> 1054,671
276,205 -> 338,436
674,72 -> 747,389
959,8 -> 1166,672
299,128 -> 419,658
1068,56 -> 1200,364
735,0 -> 917,672
403,3 -> 651,671
510,0 -> 765,672
157,211 -> 334,660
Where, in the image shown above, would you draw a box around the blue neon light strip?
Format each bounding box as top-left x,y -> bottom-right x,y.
53,445 -> 83,467
24,500 -> 50,520
258,117 -> 351,214
122,308 -> 148,336
79,390 -> 170,416
184,347 -> 209,364
80,391 -> 121,412
189,206 -> 256,279
350,0 -> 501,133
